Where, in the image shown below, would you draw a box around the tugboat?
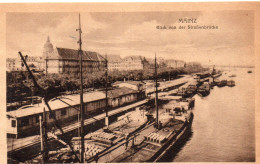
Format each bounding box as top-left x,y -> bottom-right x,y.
212,73 -> 222,78
227,80 -> 235,87
185,84 -> 197,97
228,74 -> 236,78
197,82 -> 210,97
211,65 -> 222,78
213,78 -> 220,86
217,79 -> 227,87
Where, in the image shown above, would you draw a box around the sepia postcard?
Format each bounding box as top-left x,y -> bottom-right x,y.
0,2 -> 259,164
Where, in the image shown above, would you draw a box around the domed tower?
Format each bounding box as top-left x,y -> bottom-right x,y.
43,36 -> 54,59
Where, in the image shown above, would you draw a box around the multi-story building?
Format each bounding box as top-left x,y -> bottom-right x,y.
107,55 -> 149,71
103,54 -> 186,72
121,56 -> 144,71
43,37 -> 106,75
6,58 -> 18,71
6,56 -> 44,72
166,59 -> 186,68
145,57 -> 167,68
107,55 -> 123,71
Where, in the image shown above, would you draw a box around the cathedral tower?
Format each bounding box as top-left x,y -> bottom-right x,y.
43,36 -> 54,59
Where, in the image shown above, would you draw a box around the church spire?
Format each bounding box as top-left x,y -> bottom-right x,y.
43,36 -> 54,59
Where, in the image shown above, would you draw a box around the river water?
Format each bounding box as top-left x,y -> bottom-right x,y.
172,68 -> 255,162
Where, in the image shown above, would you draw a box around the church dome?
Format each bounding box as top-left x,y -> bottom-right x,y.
43,36 -> 54,59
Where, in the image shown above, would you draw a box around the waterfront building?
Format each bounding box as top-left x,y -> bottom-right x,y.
6,58 -> 18,71
107,87 -> 138,107
43,36 -> 106,75
107,55 -> 123,71
165,59 -> 186,68
106,55 -> 151,71
113,81 -> 145,92
112,81 -> 146,99
6,56 -> 44,72
6,87 -> 142,138
121,56 -> 144,71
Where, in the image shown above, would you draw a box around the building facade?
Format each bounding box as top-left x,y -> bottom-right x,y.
112,81 -> 146,100
166,59 -> 186,68
6,58 -> 18,71
107,55 -> 148,71
107,55 -> 123,71
43,37 -> 106,75
121,56 -> 144,71
7,56 -> 44,72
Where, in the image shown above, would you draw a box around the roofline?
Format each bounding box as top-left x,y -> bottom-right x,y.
55,47 -> 106,61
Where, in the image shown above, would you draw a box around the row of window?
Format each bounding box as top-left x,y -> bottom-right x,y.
49,109 -> 67,119
17,101 -> 106,128
18,109 -> 67,127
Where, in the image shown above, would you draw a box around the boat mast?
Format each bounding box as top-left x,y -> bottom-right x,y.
39,108 -> 48,163
19,51 -> 80,162
18,52 -> 49,162
77,13 -> 85,163
155,53 -> 159,129
105,54 -> 109,128
42,107 -> 48,163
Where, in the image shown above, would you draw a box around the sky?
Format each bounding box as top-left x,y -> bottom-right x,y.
6,11 -> 254,66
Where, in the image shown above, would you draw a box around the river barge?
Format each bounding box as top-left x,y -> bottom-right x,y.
227,80 -> 235,87
212,72 -> 222,78
110,99 -> 194,162
185,84 -> 197,97
197,82 -> 210,97
217,79 -> 227,87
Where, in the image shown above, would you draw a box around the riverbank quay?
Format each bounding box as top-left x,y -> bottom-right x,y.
23,106 -> 154,163
7,74 -> 199,162
46,100 -> 170,163
89,100 -> 194,163
150,75 -> 197,99
145,75 -> 193,95
7,99 -> 148,162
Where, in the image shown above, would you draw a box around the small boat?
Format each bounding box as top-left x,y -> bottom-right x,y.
227,80 -> 235,87
212,73 -> 222,78
213,78 -> 220,86
185,84 -> 197,97
248,70 -> 252,73
228,74 -> 236,77
211,66 -> 222,79
217,80 -> 227,87
197,82 -> 210,97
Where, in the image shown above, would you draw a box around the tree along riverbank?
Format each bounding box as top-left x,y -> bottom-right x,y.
7,63 -> 208,107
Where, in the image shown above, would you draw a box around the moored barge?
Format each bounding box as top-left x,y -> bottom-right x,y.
197,82 -> 210,97
227,80 -> 235,87
110,100 -> 194,162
